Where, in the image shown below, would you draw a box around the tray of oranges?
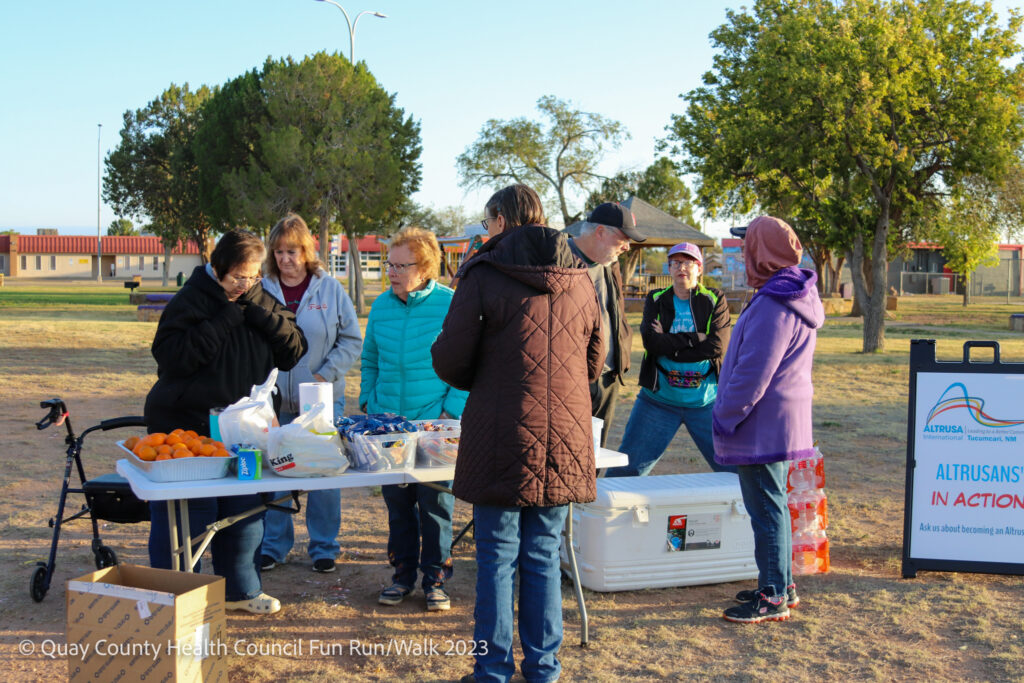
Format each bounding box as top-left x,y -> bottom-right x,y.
118,430 -> 235,482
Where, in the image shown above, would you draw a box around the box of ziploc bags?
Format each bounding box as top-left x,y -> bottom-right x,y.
234,446 -> 262,480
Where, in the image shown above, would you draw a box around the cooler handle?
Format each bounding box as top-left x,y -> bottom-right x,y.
732,500 -> 749,518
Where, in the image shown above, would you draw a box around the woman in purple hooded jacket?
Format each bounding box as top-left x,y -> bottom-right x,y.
713,216 -> 824,624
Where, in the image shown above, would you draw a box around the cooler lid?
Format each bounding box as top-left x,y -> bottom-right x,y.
595,473 -> 742,508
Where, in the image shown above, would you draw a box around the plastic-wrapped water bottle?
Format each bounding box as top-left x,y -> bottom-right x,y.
792,529 -> 830,575
787,451 -> 825,492
788,489 -> 829,534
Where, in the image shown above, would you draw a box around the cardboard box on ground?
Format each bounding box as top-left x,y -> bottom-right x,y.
66,564 -> 227,683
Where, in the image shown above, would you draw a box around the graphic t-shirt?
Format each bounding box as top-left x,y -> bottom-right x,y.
642,294 -> 717,408
279,272 -> 312,314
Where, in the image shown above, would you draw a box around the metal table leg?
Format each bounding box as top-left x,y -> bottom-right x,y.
565,502 -> 589,647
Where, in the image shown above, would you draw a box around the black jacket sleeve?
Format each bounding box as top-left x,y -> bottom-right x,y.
640,289 -> 731,364
245,291 -> 308,372
151,291 -> 244,378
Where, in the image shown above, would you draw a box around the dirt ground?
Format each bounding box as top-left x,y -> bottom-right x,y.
2,297 -> 1024,682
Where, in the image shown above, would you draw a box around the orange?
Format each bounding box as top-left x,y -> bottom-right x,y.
165,433 -> 183,447
184,430 -> 199,440
199,436 -> 213,444
198,443 -> 216,457
210,440 -> 225,450
147,433 -> 167,446
172,449 -> 193,459
155,453 -> 173,461
213,448 -> 231,459
123,436 -> 140,450
185,438 -> 203,454
156,445 -> 173,457
136,446 -> 157,462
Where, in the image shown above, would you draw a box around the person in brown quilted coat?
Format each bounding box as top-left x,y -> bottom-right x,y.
432,183 -> 602,683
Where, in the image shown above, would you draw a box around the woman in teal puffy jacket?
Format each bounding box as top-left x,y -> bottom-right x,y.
359,227 -> 467,611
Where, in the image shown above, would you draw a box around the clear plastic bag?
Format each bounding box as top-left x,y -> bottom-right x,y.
218,368 -> 279,450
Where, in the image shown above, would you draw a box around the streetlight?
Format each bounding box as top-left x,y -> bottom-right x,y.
97,123 -> 102,282
313,0 -> 387,63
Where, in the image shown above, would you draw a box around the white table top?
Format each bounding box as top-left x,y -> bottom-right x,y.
116,448 -> 627,501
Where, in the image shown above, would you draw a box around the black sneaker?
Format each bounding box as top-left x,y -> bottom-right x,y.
723,592 -> 791,623
312,558 -> 336,573
260,554 -> 278,571
735,583 -> 799,608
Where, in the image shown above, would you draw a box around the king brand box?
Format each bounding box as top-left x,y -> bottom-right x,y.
562,473 -> 758,591
66,564 -> 227,683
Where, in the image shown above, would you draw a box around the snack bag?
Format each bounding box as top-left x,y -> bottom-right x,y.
265,402 -> 348,477
218,368 -> 279,450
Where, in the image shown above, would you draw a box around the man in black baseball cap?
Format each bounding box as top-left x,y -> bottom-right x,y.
566,203 -> 647,446
729,225 -> 748,239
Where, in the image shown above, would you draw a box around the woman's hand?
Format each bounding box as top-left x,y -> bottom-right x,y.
313,373 -> 327,383
651,318 -> 664,334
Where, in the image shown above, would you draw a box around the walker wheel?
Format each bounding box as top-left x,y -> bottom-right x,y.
94,546 -> 118,569
30,565 -> 48,602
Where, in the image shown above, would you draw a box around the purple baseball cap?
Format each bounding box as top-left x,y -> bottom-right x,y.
667,242 -> 703,266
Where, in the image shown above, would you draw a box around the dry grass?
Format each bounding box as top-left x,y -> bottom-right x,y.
1,288 -> 1024,682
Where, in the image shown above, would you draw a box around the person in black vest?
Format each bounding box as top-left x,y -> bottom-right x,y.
566,202 -> 647,446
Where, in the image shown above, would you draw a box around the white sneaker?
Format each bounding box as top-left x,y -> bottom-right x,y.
226,593 -> 281,614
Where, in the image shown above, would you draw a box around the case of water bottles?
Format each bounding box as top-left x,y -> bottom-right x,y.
788,449 -> 830,575
559,473 -> 758,592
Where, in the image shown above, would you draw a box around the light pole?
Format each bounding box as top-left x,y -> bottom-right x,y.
313,0 -> 387,63
97,123 -> 102,282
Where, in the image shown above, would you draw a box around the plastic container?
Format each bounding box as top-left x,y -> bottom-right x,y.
412,419 -> 461,467
116,441 -> 235,483
787,452 -> 825,492
792,529 -> 830,575
788,489 -> 828,534
344,431 -> 417,472
591,417 -> 604,452
560,472 -> 757,591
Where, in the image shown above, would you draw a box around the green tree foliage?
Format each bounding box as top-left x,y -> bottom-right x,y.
457,95 -> 628,226
210,53 -> 421,312
666,0 -> 1024,352
104,83 -> 214,284
106,219 -> 136,236
929,179 -> 1004,306
587,157 -> 700,226
394,201 -> 475,237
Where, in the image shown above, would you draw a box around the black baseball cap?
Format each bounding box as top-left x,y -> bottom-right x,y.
729,225 -> 748,239
588,203 -> 647,242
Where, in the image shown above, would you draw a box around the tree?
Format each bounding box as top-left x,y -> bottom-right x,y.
215,53 -> 421,313
929,180 -> 1004,306
587,157 -> 701,226
393,201 -> 475,237
104,83 -> 215,285
106,219 -> 136,236
666,0 -> 1024,352
457,95 -> 628,226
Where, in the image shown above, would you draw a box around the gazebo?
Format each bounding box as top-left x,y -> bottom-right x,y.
565,196 -> 714,294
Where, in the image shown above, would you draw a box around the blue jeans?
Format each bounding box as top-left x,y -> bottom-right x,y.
472,504 -> 569,683
604,391 -> 736,477
381,483 -> 454,589
148,494 -> 266,601
262,406 -> 343,563
737,462 -> 792,598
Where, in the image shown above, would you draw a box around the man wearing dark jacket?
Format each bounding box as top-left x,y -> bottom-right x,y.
567,202 -> 646,446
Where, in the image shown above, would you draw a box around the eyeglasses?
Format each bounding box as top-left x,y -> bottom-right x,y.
668,259 -> 700,270
225,273 -> 261,287
385,261 -> 417,274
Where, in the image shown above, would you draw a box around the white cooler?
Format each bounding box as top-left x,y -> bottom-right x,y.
561,473 -> 758,591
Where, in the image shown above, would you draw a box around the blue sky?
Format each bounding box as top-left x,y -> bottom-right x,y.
2,1 -> 1020,239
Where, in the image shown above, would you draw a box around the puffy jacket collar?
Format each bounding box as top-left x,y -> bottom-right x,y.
385,279 -> 438,308
462,224 -> 583,294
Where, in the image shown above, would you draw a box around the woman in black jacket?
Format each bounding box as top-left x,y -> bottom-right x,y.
605,242 -> 734,477
144,230 -> 307,614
